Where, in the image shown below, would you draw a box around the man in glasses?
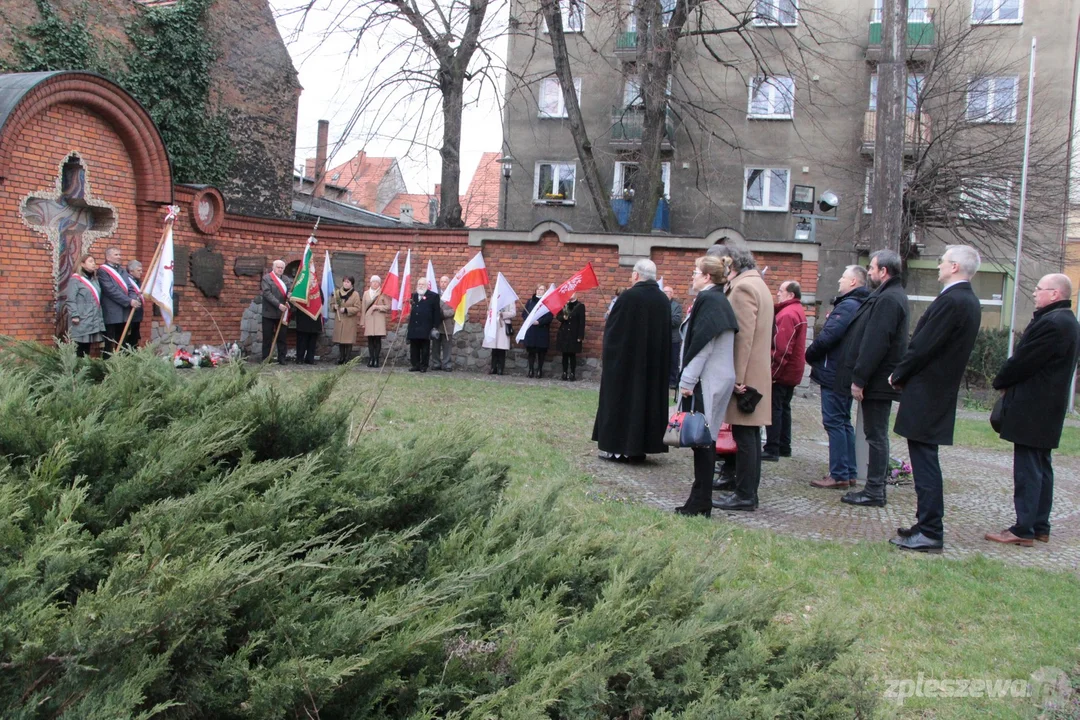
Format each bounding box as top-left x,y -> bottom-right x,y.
985,273 -> 1080,547
888,245 -> 982,553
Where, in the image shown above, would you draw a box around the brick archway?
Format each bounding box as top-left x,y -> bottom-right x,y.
0,71 -> 172,204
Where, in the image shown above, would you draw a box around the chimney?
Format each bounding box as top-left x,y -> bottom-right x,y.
399,204 -> 414,225
313,119 -> 329,198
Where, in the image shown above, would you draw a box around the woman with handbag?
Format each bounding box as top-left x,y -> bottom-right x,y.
332,276 -> 362,364
675,254 -> 739,517
363,275 -> 391,367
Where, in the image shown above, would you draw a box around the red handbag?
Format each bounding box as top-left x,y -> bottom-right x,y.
715,422 -> 737,455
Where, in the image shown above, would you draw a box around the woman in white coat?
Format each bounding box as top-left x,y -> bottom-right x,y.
675,254 -> 739,517
482,301 -> 516,375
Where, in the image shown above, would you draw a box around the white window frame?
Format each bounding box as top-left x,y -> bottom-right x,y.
971,0 -> 1022,25
960,178 -> 1013,220
534,161 -> 577,205
752,0 -> 798,26
542,0 -> 586,33
743,167 -> 790,212
864,167 -> 915,214
623,75 -> 642,108
966,76 -> 1019,123
538,77 -> 583,118
869,74 -> 924,112
748,76 -> 795,119
612,161 -> 672,199
871,0 -> 930,23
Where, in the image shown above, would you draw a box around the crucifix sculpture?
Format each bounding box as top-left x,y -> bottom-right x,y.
20,153 -> 118,335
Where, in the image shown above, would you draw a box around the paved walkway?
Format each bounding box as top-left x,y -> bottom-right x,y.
583,386 -> 1080,573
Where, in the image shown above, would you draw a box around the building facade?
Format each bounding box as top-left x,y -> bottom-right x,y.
502,0 -> 1078,326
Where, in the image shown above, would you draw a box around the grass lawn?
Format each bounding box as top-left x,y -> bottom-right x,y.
951,418 -> 1080,457
274,369 -> 1080,719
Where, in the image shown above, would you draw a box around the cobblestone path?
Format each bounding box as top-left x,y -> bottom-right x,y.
583,387 -> 1080,572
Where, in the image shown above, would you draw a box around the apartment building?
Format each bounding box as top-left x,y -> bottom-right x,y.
501,0 -> 1079,326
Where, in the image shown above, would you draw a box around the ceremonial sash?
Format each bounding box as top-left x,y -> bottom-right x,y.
98,263 -> 126,292
71,274 -> 100,305
127,277 -> 142,294
270,273 -> 288,299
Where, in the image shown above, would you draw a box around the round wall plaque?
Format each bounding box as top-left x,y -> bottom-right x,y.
190,187 -> 225,234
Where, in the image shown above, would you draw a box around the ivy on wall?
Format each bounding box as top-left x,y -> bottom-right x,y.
2,0 -> 233,187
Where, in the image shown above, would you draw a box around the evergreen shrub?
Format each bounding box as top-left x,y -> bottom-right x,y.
0,342 -> 875,718
964,328 -> 1011,389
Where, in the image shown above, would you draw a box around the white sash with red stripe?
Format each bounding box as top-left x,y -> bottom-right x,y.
71,274 -> 100,305
98,264 -> 127,293
127,277 -> 142,294
270,273 -> 289,322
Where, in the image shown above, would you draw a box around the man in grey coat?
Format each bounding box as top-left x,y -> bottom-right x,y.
261,259 -> 291,364
431,275 -> 456,371
98,247 -> 141,358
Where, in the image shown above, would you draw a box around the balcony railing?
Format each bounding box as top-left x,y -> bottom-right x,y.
867,8 -> 935,61
615,31 -> 638,56
610,106 -> 675,146
611,197 -> 670,231
861,110 -> 932,154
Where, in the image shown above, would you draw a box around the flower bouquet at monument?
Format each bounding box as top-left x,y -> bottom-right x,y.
887,457 -> 913,485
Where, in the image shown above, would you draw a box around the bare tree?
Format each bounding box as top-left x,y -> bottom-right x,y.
867,0 -> 1069,266
518,0 -> 841,234
281,0 -> 507,228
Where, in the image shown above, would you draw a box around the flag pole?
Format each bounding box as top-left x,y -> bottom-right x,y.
117,208 -> 176,349
265,312 -> 287,364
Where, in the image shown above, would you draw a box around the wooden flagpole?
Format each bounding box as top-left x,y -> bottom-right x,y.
117,209 -> 176,350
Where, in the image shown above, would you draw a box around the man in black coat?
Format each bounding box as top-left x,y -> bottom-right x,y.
805,265 -> 869,489
407,278 -> 442,372
593,259 -> 671,461
833,249 -> 909,508
888,245 -> 983,553
985,273 -> 1080,547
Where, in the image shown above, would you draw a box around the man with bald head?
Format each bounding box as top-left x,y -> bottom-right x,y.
985,273 -> 1080,547
261,259 -> 291,364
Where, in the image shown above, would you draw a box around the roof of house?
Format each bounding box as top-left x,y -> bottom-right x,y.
291,193 -> 402,228
382,193 -> 437,224
305,151 -> 399,211
461,152 -> 502,228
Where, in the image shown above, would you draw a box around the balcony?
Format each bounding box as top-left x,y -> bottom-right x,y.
861,110 -> 931,155
614,31 -> 638,57
611,197 -> 670,231
610,106 -> 675,147
866,8 -> 935,62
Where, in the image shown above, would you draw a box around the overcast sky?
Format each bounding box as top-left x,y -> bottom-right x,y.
270,1 -> 507,195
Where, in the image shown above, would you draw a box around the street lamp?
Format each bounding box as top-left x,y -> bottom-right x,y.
498,157 -> 513,229
791,185 -> 839,243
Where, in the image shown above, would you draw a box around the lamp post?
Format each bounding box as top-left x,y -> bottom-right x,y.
498,157 -> 513,229
791,186 -> 839,243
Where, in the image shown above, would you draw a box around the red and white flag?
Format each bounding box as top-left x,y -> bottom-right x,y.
516,263 -> 599,342
394,249 -> 412,320
383,251 -> 401,306
426,259 -> 437,295
443,252 -> 489,333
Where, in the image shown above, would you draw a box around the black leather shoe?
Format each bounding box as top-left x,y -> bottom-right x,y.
841,490 -> 886,507
780,450 -> 791,457
890,532 -> 943,553
713,492 -> 756,512
561,372 -> 568,381
761,453 -> 780,462
675,505 -> 711,518
713,479 -> 736,492
528,369 -> 535,378
569,372 -> 576,381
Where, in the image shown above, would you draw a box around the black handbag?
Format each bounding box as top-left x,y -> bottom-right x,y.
504,321 -> 514,336
664,397 -> 712,448
990,395 -> 1004,433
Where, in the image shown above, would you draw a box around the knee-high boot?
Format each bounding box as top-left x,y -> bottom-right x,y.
569,353 -> 577,381
537,351 -> 546,378
527,351 -> 535,378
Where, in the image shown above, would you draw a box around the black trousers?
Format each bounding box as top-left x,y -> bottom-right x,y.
295,331 -> 318,364
1010,444 -> 1054,539
490,348 -> 506,373
860,398 -> 892,498
262,317 -> 287,363
562,352 -> 577,374
764,383 -> 796,455
731,424 -> 761,501
669,342 -> 680,386
410,339 -> 430,370
103,322 -> 125,359
122,322 -> 141,351
337,343 -> 352,364
684,443 -> 717,510
908,439 -> 944,541
527,349 -> 547,374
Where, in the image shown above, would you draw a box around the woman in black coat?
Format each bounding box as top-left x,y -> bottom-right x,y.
293,290 -> 324,365
522,284 -> 553,378
555,295 -> 586,381
407,278 -> 441,372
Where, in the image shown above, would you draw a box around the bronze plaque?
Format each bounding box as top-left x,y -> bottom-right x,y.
234,255 -> 265,276
331,252 -> 365,288
174,245 -> 190,286
190,247 -> 225,298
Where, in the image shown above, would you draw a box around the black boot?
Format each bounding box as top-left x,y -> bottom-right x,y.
569,354 -> 577,381
489,356 -> 498,374
527,352 -> 535,378
498,353 -> 506,375
537,352 -> 545,379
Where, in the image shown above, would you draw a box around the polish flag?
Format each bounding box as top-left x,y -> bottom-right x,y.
383,251 -> 401,304
394,249 -> 412,320
516,263 -> 599,342
426,259 -> 437,295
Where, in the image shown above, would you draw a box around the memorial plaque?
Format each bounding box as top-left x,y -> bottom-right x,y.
190,247 -> 225,298
174,245 -> 190,286
234,255 -> 266,276
331,252 -> 365,288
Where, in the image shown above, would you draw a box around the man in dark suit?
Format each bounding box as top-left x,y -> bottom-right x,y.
985,273 -> 1080,547
261,259 -> 291,364
98,247 -> 142,358
888,246 -> 983,553
832,249 -> 909,508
